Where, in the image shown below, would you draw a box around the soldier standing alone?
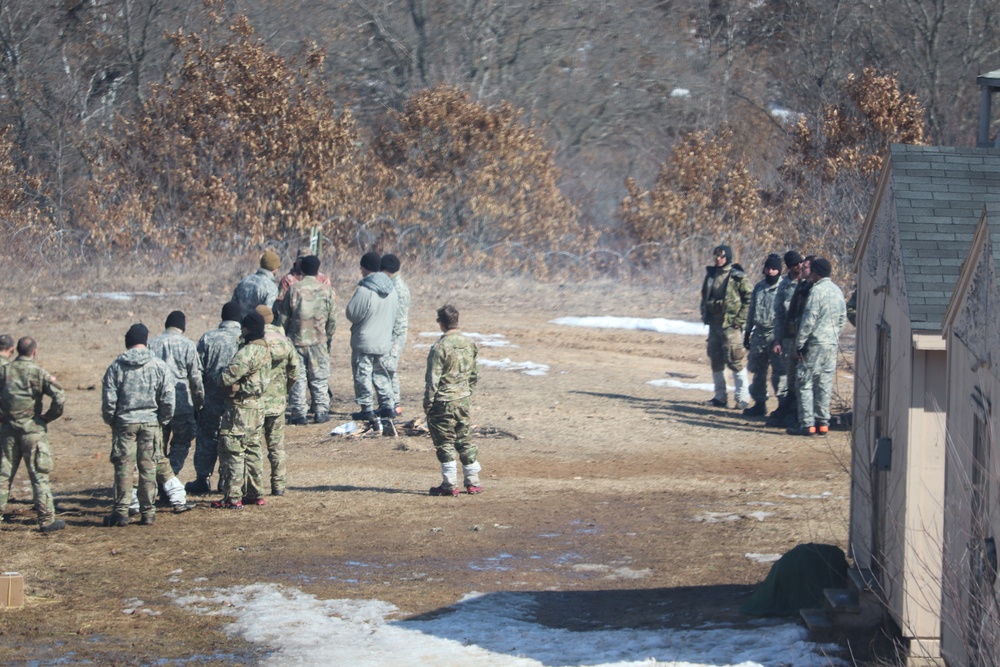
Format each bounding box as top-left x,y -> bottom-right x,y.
0,337 -> 66,532
424,305 -> 482,496
700,245 -> 752,409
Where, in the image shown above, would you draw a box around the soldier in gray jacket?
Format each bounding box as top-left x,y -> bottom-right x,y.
788,257 -> 847,436
101,324 -> 174,526
232,250 -> 280,320
346,251 -> 399,426
742,254 -> 783,416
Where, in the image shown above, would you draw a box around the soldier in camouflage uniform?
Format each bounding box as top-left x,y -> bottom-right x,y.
256,305 -> 299,496
0,337 -> 66,532
276,247 -> 333,310
186,301 -> 243,495
424,305 -> 481,496
212,312 -> 270,509
380,254 -> 410,416
232,250 -> 280,320
0,333 -> 21,504
742,254 -> 784,416
768,251 -> 804,420
769,254 -> 813,427
275,255 -> 336,425
700,245 -> 753,409
346,252 -> 398,427
101,325 -> 174,526
789,257 -> 847,436
149,311 -> 205,475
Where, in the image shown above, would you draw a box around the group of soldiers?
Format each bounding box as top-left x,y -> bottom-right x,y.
700,245 -> 849,436
0,247 -> 484,531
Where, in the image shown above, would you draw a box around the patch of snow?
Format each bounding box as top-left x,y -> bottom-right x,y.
745,553 -> 782,564
671,88 -> 691,98
552,316 -> 708,337
419,332 -> 517,348
56,291 -> 183,301
648,379 -> 732,393
779,492 -> 833,500
478,357 -> 549,376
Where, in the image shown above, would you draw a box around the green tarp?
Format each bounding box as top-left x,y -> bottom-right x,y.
740,543 -> 849,616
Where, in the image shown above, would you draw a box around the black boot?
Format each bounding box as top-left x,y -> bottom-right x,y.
742,402 -> 767,417
184,478 -> 211,495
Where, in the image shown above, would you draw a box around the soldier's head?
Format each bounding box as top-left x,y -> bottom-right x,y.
712,245 -> 732,267
0,333 -> 14,357
300,255 -> 320,277
360,251 -> 381,276
802,255 -> 816,279
784,250 -> 804,278
165,310 -> 186,332
436,305 -> 460,331
763,254 -> 782,284
241,312 -> 266,342
16,336 -> 36,358
810,257 -> 832,282
124,324 -> 148,350
255,304 -> 275,325
221,301 -> 242,323
260,250 -> 281,274
380,253 -> 401,276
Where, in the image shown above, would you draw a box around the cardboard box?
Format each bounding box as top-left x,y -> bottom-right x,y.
1,572 -> 24,608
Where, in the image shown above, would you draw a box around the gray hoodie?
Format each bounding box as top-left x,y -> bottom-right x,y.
102,347 -> 175,426
345,272 -> 399,355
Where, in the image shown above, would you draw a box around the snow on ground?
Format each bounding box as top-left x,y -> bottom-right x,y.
479,357 -> 550,376
54,291 -> 183,301
551,316 -> 708,337
419,332 -> 518,347
647,379 -> 728,394
171,583 -> 844,667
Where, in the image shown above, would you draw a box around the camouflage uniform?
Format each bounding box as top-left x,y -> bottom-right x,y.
232,268 -> 278,320
149,328 -> 205,474
0,356 -> 65,527
424,331 -> 479,491
275,276 -> 336,421
770,273 -> 798,410
700,262 -> 752,406
745,277 -> 783,406
383,273 -> 411,409
0,353 -> 22,503
102,348 -> 174,521
277,271 -> 332,308
217,340 -> 270,505
261,323 -> 299,494
192,320 -> 242,487
774,278 -> 813,421
795,278 -> 847,431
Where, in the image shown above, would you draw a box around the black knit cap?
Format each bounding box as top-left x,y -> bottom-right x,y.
165,310 -> 186,331
241,312 -> 266,342
360,251 -> 381,272
811,257 -> 832,278
221,301 -> 242,323
125,323 -> 148,348
300,255 -> 321,276
713,245 -> 733,265
380,253 -> 401,273
784,250 -> 804,268
764,254 -> 782,272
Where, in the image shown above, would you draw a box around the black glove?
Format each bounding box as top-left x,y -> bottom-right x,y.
743,333 -> 751,350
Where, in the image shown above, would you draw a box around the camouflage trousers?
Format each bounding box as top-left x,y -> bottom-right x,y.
427,397 -> 478,465
288,344 -> 330,420
707,326 -> 746,373
351,349 -> 394,412
111,422 -> 161,519
0,425 -> 56,526
192,398 -> 226,482
217,403 -> 265,504
263,414 -> 286,494
796,344 -> 838,429
747,337 -> 786,405
778,336 -> 799,412
383,333 -> 407,407
163,412 -> 197,475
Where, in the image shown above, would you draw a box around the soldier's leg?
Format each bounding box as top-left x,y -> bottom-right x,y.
351,350 -> 376,412
242,408 -> 266,502
0,427 -> 15,513
427,401 -> 459,491
23,433 -> 56,527
747,346 -> 769,406
167,413 -> 197,475
191,402 -> 223,488
135,424 -> 159,521
371,353 -> 394,414
263,414 -> 286,495
795,354 -> 817,430
111,424 -> 139,518
385,333 -> 406,409
771,345 -> 788,400
451,398 -> 481,491
306,344 -> 331,419
287,348 -> 309,423
725,328 -> 750,408
706,328 -> 727,404
217,432 -> 246,506
814,346 -> 838,429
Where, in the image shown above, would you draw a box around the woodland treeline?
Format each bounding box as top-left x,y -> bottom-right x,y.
0,0 -> 992,276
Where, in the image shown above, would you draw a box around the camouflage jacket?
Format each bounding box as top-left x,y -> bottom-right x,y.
782,279 -> 814,339
771,274 -> 798,342
232,268 -> 278,320
275,276 -> 337,348
700,263 -> 752,331
276,271 -> 331,307
221,339 -> 270,406
261,324 -> 299,416
0,356 -> 65,434
149,328 -> 205,415
797,278 -> 848,351
391,274 -> 411,346
198,320 -> 242,400
346,272 -> 398,355
424,331 -> 478,411
102,348 -> 174,426
746,277 -> 780,344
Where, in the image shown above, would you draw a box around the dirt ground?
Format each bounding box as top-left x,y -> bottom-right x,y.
0,275 -> 863,665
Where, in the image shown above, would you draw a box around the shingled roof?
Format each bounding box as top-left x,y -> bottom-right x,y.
888,143 -> 1000,330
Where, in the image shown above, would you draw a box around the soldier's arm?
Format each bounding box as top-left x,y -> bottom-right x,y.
326,294 -> 337,343
285,343 -> 300,391
101,366 -> 118,425
468,344 -> 479,390
732,278 -> 752,331
41,370 -> 66,423
273,291 -> 290,329
157,369 -> 175,425
745,288 -> 758,341
423,344 -> 444,412
188,349 -> 206,412
220,350 -> 248,392
796,296 -> 820,353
